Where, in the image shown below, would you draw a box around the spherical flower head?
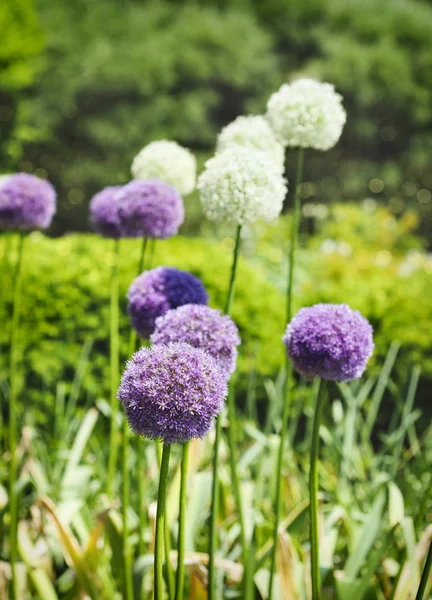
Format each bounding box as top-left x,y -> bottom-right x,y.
217,115 -> 285,172
128,267 -> 209,338
116,179 -> 184,239
131,140 -> 196,196
284,303 -> 374,382
197,148 -> 287,225
266,78 -> 346,150
89,186 -> 123,238
118,342 -> 227,443
151,304 -> 241,375
0,173 -> 56,231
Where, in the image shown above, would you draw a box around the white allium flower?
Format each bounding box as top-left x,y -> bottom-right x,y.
131,140 -> 196,196
266,79 -> 346,150
216,115 -> 285,172
197,148 -> 287,225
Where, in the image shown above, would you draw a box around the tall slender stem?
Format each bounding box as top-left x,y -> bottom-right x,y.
175,441 -> 190,600
416,540 -> 432,600
137,440 -> 146,556
208,224 -> 242,600
164,518 -> 175,600
130,237 -> 149,558
286,147 -> 303,325
8,232 -> 25,600
107,239 -> 120,499
224,225 -> 242,315
309,378 -> 327,600
122,417 -> 133,600
226,384 -> 247,561
268,147 -> 304,599
155,443 -> 172,600
137,236 -> 148,275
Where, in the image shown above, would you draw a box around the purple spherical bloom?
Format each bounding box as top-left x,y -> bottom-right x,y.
284,303 -> 374,382
116,179 -> 184,239
89,186 -> 123,238
118,342 -> 227,443
0,173 -> 56,231
128,267 -> 209,338
151,304 -> 241,375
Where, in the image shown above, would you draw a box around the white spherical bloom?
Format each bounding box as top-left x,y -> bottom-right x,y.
197,148 -> 287,225
216,115 -> 285,172
131,140 -> 196,195
266,78 -> 346,150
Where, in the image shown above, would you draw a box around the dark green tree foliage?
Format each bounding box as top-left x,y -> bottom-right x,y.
251,0 -> 432,241
0,0 -> 44,169
14,1 -> 280,233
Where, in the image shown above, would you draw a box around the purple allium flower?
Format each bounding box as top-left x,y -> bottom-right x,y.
89,186 -> 123,238
151,304 -> 241,375
116,179 -> 184,239
118,342 -> 227,443
284,303 -> 374,382
128,267 -> 209,338
0,173 -> 56,231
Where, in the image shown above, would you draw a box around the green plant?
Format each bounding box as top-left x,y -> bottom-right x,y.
250,202 -> 432,390
0,233 -> 285,407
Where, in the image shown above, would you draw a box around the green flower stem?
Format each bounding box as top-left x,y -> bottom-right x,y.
416,540 -> 432,600
309,378 -> 327,600
268,147 -> 304,599
122,417 -> 133,600
8,232 -> 25,600
286,147 -> 303,325
155,443 -> 175,600
155,443 -> 172,600
226,383 -> 247,563
174,441 -> 190,600
164,516 -> 175,600
208,224 -> 242,600
128,236 -> 148,558
137,236 -> 148,275
137,439 -> 147,556
107,239 -> 120,499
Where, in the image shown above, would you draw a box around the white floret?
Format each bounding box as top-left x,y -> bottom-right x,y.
131,140 -> 196,195
198,148 -> 288,225
266,78 -> 346,150
216,115 -> 285,172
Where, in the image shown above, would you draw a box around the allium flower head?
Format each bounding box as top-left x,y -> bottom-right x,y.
197,148 -> 287,225
116,179 -> 184,239
128,267 -> 208,338
284,303 -> 374,382
118,342 -> 227,443
131,140 -> 196,196
0,173 -> 56,231
217,115 -> 285,172
89,186 -> 123,238
151,304 -> 241,375
266,79 -> 346,150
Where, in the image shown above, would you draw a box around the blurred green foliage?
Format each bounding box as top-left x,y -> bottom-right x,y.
0,0 -> 44,168
4,1 -> 279,234
251,201 -> 432,385
1,203 -> 431,407
0,233 -> 285,402
1,0 -> 432,240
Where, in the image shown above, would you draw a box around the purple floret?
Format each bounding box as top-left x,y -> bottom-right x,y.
89,186 -> 123,238
116,179 -> 184,239
118,342 -> 227,443
128,267 -> 209,338
284,303 -> 374,382
151,304 -> 241,375
0,173 -> 56,231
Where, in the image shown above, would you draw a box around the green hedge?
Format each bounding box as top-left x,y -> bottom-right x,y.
0,233 -> 285,402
